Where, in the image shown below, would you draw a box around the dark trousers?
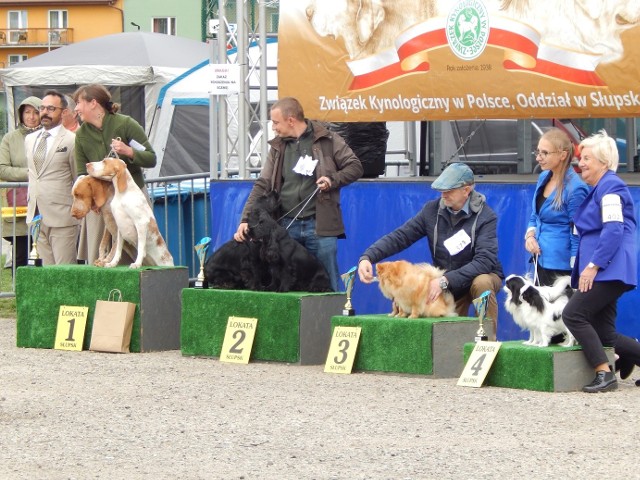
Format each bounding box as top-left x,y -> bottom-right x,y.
563,280 -> 640,368
536,265 -> 571,287
3,235 -> 30,270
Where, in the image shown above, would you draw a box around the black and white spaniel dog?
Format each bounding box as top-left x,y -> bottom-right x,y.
503,274 -> 575,347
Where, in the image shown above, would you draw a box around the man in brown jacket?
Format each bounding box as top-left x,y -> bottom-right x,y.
235,97 -> 363,291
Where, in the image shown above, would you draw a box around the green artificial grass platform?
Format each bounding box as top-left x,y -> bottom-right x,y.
16,265 -> 188,352
463,341 -> 616,392
181,288 -> 345,364
332,314 -> 478,376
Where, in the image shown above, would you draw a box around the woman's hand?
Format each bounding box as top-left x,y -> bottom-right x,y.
525,236 -> 541,255
578,264 -> 598,292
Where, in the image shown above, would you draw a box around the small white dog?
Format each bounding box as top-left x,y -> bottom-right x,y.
503,274 -> 575,347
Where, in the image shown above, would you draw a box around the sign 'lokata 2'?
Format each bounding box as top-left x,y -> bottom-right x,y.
280,0 -> 640,121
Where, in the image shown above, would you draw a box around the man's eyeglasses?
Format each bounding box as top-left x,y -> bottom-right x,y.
38,105 -> 64,113
532,149 -> 561,159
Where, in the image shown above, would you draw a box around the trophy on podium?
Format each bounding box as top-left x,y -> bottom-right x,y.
193,236 -> 211,289
472,290 -> 491,342
340,266 -> 357,316
27,215 -> 43,267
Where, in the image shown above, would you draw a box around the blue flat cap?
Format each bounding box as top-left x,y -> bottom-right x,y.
431,163 -> 475,191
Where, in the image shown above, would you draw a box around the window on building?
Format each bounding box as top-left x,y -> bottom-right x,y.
153,17 -> 176,35
9,54 -> 28,66
48,10 -> 68,44
49,10 -> 68,29
8,10 -> 27,44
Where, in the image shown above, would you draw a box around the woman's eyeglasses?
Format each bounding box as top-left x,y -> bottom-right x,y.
38,105 -> 64,113
532,149 -> 561,159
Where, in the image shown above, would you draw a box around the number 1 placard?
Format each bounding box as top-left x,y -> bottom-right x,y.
457,341 -> 501,387
54,306 -> 89,351
324,326 -> 361,374
219,316 -> 258,364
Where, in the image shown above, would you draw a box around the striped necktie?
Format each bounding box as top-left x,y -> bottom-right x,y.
33,131 -> 51,174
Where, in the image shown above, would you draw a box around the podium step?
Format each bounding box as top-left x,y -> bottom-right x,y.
16,265 -> 188,352
332,314 -> 489,377
181,289 -> 345,365
464,341 -> 616,392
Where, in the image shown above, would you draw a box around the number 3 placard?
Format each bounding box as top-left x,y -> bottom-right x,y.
219,316 -> 258,364
324,326 -> 361,374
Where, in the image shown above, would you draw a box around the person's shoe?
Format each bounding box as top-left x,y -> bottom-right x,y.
583,370 -> 618,393
615,356 -> 635,380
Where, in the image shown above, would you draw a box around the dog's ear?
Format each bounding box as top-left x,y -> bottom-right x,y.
113,160 -> 128,193
92,179 -> 109,208
356,0 -> 384,44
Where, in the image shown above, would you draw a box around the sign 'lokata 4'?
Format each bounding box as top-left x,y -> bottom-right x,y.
281,0 -> 640,121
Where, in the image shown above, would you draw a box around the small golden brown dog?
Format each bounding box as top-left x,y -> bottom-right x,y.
376,260 -> 457,318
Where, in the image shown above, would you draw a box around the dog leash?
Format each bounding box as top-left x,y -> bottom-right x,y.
279,186 -> 321,230
532,253 -> 540,286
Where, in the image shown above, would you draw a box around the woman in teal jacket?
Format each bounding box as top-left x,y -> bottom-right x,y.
525,128 -> 589,286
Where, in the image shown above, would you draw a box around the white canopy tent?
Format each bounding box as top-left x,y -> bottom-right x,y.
1,32 -> 209,132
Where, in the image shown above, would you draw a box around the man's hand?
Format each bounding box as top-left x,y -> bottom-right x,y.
316,176 -> 332,192
358,259 -> 374,283
428,277 -> 442,304
234,222 -> 248,242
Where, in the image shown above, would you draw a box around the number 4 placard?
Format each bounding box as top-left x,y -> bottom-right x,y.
457,341 -> 501,387
219,316 -> 258,364
324,326 -> 361,374
54,306 -> 89,351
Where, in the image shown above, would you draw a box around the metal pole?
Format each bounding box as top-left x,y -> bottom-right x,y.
218,1 -> 229,179
237,0 -> 248,178
259,0 -> 268,165
209,32 -> 219,179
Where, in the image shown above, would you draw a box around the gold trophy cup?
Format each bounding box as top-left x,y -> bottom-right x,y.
27,215 -> 43,267
472,290 -> 491,342
340,266 -> 357,316
193,236 -> 211,289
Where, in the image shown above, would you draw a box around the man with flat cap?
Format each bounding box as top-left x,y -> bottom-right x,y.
357,162 -> 504,338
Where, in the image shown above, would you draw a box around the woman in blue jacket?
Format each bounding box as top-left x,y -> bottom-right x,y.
563,130 -> 639,393
525,128 -> 589,286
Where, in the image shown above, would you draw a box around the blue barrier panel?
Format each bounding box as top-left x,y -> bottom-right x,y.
209,180 -> 640,341
152,182 -> 208,277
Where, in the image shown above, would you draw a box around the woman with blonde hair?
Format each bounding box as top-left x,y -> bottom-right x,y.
525,127 -> 589,286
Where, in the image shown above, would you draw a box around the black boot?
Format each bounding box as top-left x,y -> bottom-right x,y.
583,370 -> 618,393
615,356 -> 635,380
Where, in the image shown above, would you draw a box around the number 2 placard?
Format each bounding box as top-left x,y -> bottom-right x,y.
219,316 -> 258,364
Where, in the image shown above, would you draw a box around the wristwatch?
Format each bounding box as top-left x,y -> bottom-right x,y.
439,276 -> 449,290
587,262 -> 598,269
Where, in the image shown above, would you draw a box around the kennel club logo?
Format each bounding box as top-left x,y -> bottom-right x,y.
446,1 -> 490,61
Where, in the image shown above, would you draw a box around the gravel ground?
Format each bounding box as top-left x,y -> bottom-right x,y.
1,316 -> 640,480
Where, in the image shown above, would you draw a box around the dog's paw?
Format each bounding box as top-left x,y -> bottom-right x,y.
104,261 -> 117,268
94,259 -> 105,267
129,262 -> 142,269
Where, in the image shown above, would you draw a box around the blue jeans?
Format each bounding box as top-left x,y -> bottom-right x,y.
279,216 -> 340,292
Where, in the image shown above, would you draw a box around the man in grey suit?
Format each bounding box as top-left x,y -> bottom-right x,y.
26,90 -> 80,265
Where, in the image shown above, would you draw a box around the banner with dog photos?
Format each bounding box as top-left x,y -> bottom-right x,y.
279,0 -> 640,121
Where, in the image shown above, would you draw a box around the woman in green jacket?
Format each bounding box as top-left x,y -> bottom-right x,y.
0,96 -> 42,270
73,84 -> 156,264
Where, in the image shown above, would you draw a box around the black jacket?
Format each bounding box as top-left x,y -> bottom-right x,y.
361,190 -> 504,299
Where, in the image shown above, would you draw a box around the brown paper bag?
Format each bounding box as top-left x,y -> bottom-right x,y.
89,289 -> 137,353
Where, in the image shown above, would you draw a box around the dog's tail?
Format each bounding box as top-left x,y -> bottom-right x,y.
542,275 -> 572,302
